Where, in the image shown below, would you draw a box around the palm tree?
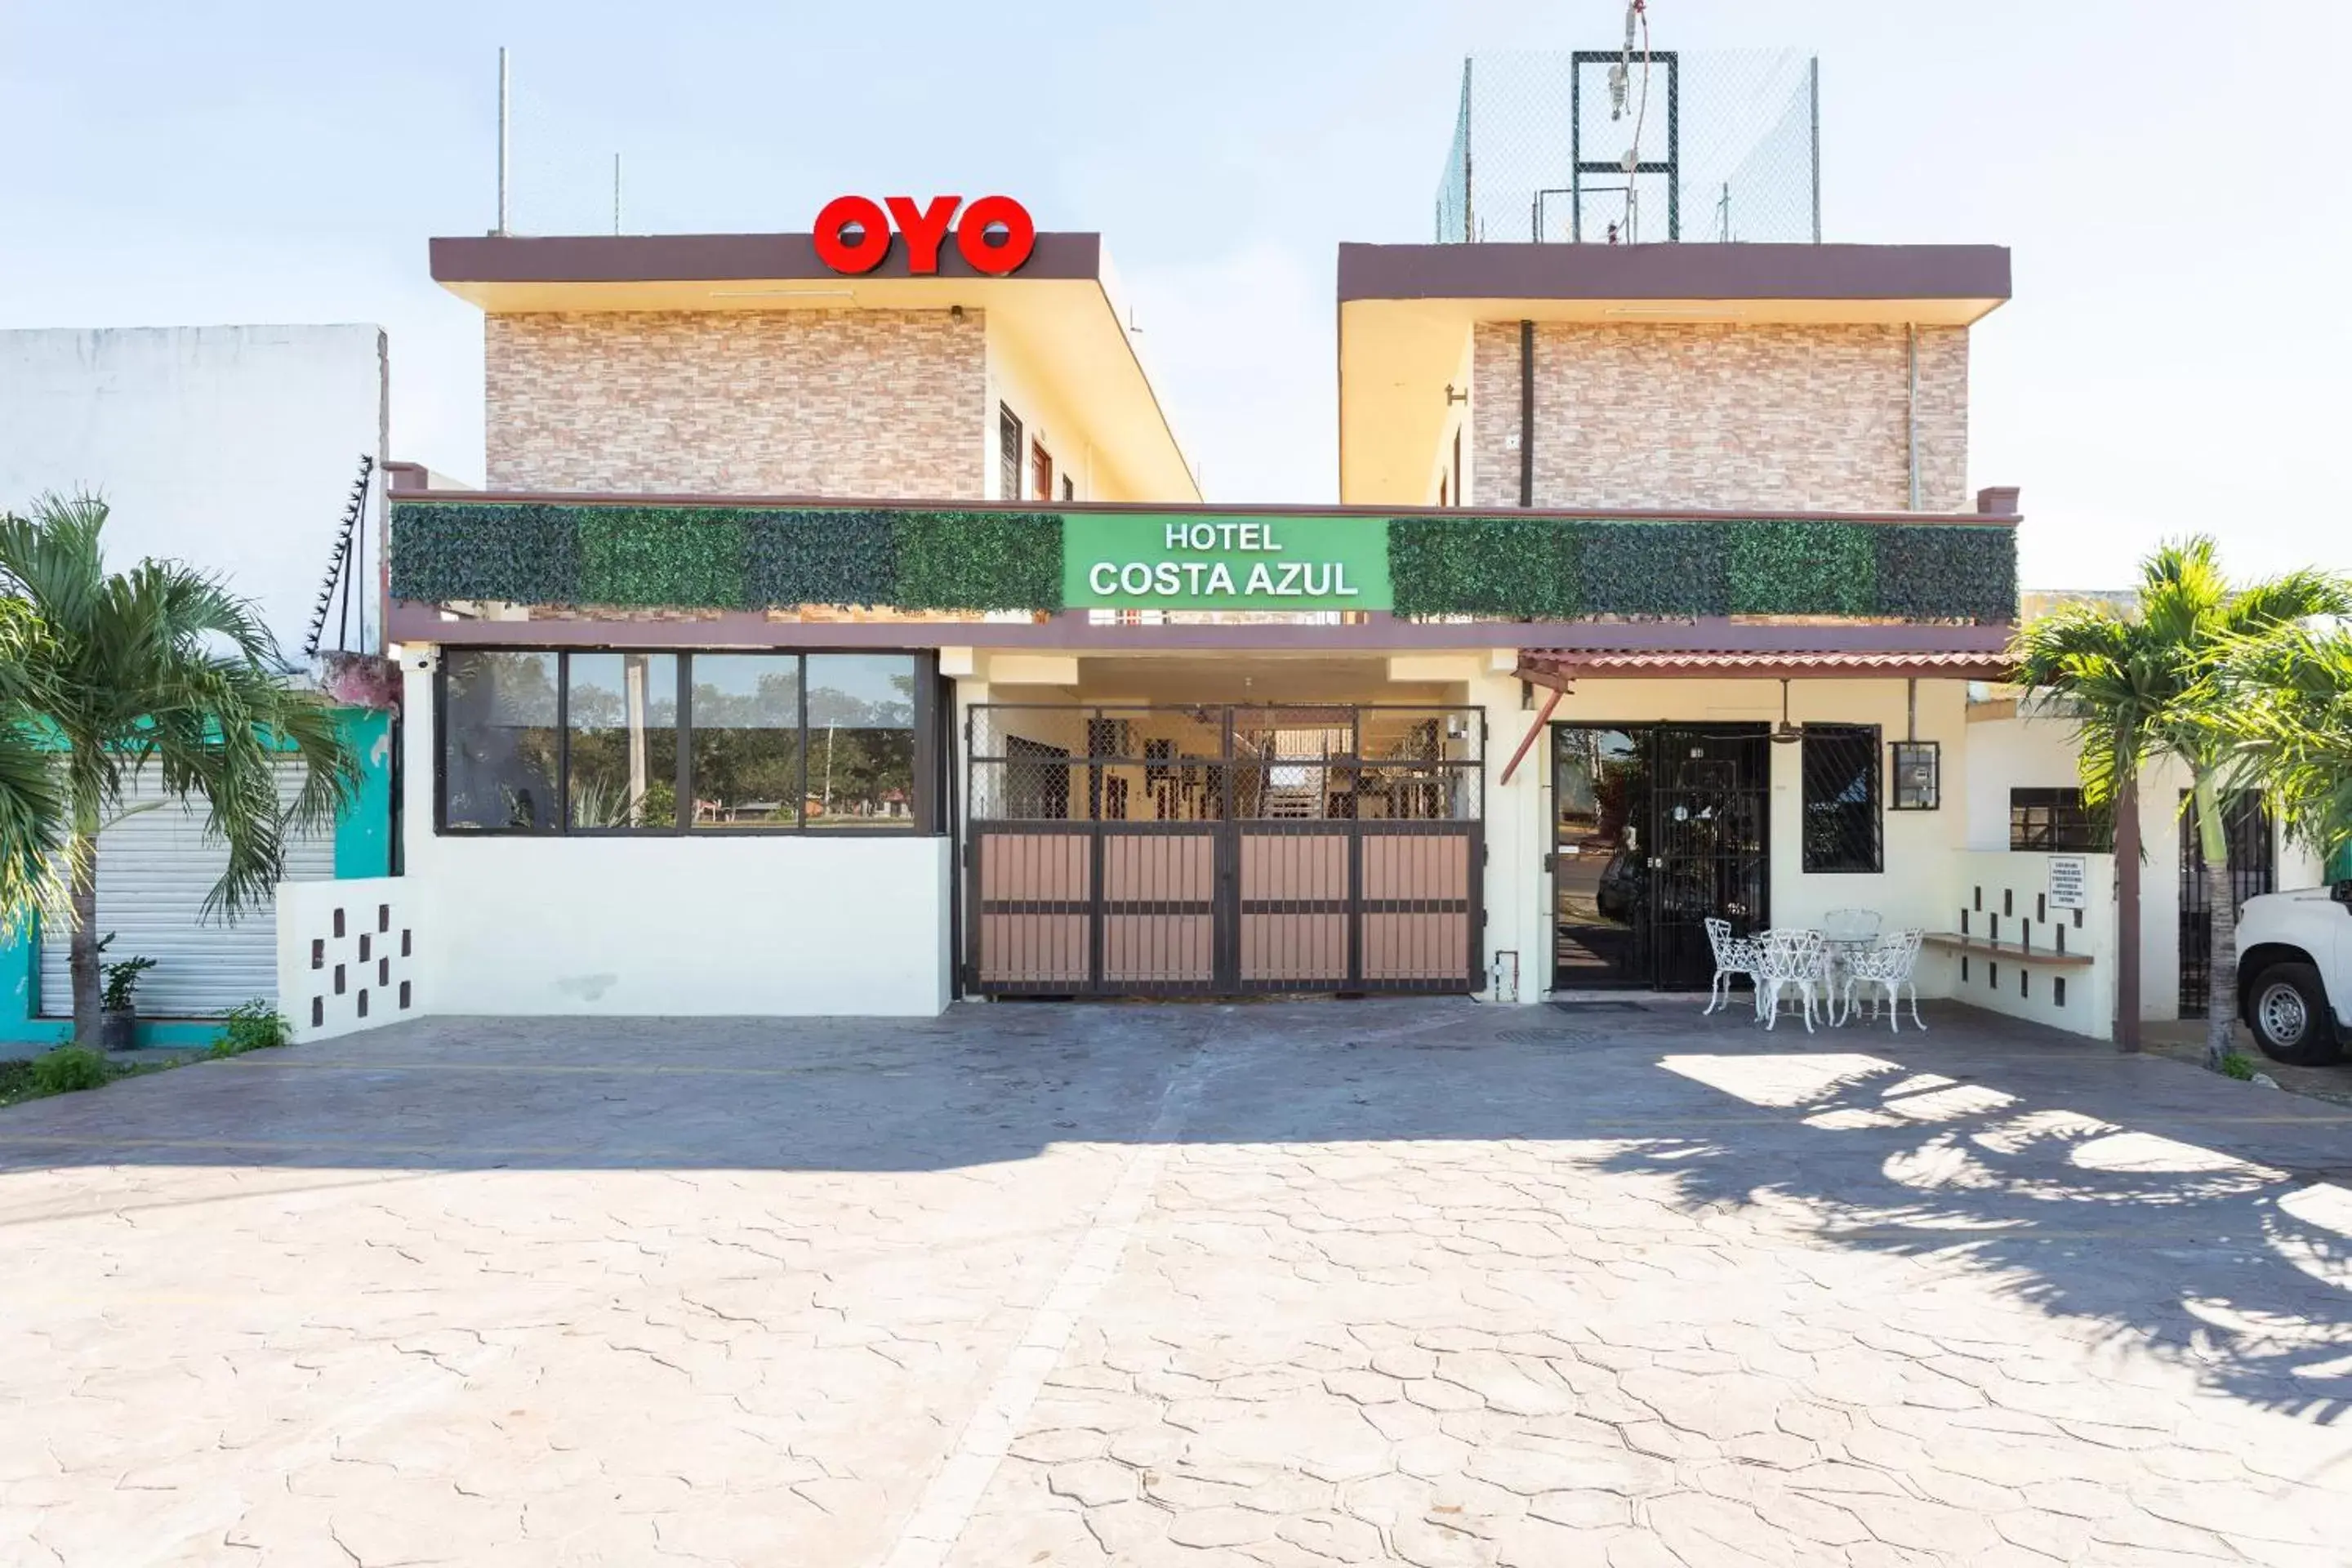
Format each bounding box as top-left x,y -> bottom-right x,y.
0,492 -> 359,1045
0,600 -> 69,933
2205,626 -> 2352,877
2009,538 -> 2350,1067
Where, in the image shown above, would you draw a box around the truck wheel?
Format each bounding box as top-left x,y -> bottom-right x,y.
2244,963 -> 2342,1066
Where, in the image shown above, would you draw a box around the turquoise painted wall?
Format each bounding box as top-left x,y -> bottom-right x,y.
2,706 -> 394,1054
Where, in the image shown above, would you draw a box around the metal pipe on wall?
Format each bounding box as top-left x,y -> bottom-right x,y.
1518,320 -> 1535,507
1906,323 -> 1920,511
496,47 -> 511,236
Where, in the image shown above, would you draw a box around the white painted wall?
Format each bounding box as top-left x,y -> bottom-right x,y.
275,876 -> 424,1040
1963,706 -> 2324,1021
0,325 -> 388,654
397,661 -> 951,1018
1918,851 -> 2118,1039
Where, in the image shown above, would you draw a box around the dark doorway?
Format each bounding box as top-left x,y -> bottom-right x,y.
1552,724 -> 1771,991
2179,790 -> 2272,1015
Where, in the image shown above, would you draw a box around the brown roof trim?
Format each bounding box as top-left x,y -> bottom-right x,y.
1520,648 -> 2013,681
1337,242 -> 2011,305
389,487 -> 2021,529
429,231 -> 1105,286
390,604 -> 2012,656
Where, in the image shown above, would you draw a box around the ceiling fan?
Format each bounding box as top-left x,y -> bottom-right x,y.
1771,677 -> 1804,745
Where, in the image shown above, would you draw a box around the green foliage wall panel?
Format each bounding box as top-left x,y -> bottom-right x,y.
391,501 -> 2015,623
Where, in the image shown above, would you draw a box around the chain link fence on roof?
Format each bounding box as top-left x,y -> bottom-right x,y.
1433,47 -> 1820,245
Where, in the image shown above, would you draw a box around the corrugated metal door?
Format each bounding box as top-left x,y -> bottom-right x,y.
38,766 -> 336,1018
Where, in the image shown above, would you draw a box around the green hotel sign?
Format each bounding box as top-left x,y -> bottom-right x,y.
1062,513 -> 1392,611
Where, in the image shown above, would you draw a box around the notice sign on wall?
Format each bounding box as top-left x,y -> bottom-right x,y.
2048,854 -> 2089,911
1062,514 -> 1393,611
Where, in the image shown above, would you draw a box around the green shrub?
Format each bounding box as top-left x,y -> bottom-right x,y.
1874,525 -> 2016,622
746,510 -> 899,607
893,510 -> 1061,612
210,1000 -> 292,1058
2218,1051 -> 2258,1081
390,502 -> 582,604
30,1047 -> 109,1094
1726,519 -> 1878,616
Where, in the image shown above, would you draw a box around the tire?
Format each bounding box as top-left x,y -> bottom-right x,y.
2243,963 -> 2343,1066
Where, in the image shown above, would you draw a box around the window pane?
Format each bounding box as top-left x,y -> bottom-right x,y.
443,651 -> 560,830
690,654 -> 803,828
567,653 -> 679,830
1800,724 -> 1882,873
804,655 -> 917,828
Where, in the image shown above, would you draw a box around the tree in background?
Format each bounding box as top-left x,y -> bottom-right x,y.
2008,538 -> 2350,1068
0,493 -> 359,1045
2207,626 -> 2352,882
0,599 -> 69,933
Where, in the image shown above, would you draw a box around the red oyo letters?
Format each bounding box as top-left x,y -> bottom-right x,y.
813,195 -> 1036,276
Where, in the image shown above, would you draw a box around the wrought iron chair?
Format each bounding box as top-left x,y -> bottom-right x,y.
1754,928 -> 1830,1033
1820,907 -> 1882,944
1839,929 -> 1927,1032
1702,917 -> 1762,1018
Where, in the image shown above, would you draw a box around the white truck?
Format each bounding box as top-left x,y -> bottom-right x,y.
2235,882 -> 2352,1065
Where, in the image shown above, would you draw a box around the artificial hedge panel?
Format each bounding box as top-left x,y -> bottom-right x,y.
1579,523 -> 1731,617
1725,519 -> 1878,616
1873,525 -> 2016,623
1383,514 -> 2008,621
1388,516 -> 1581,618
746,510 -> 899,608
389,503 -> 581,605
578,507 -> 749,608
893,510 -> 1062,612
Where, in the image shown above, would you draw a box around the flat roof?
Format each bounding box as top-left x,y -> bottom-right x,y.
1338,242 -> 2011,311
427,232 -> 1198,503
1338,242 -> 2012,507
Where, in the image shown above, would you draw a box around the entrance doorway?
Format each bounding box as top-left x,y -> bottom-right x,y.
1552,724 -> 1771,991
2178,789 -> 2272,1015
966,705 -> 1484,997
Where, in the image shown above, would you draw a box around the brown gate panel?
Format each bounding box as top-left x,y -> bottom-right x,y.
975,831 -> 1089,987
1362,830 -> 1475,983
1102,831 -> 1217,986
1240,827 -> 1350,985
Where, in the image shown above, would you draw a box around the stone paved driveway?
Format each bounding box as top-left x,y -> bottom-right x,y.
2,1000 -> 2350,1566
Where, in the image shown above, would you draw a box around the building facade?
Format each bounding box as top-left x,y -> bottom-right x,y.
279,215 -> 2219,1038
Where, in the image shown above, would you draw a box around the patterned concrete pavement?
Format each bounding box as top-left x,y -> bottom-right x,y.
1,1000 -> 2349,1566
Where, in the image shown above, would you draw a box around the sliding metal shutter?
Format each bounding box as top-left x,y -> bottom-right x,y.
38,765 -> 336,1018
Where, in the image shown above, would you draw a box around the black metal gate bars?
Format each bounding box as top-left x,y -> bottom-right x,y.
2178,790 -> 2273,1015
966,705 -> 1485,997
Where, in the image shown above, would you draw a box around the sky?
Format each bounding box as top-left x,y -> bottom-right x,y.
5,0 -> 2348,589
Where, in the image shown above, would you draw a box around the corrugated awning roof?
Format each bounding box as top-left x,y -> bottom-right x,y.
1519,648 -> 2013,682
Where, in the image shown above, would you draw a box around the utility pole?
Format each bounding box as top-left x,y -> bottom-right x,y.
495,47 -> 511,235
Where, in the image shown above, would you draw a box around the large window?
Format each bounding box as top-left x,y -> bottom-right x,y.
2010,787 -> 2112,852
1800,724 -> 1882,873
439,649 -> 927,835
442,651 -> 560,830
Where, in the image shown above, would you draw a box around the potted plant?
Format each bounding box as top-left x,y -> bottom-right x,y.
98,940 -> 158,1053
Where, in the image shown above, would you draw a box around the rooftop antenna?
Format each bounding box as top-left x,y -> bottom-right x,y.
612,153 -> 623,235
494,47 -> 511,236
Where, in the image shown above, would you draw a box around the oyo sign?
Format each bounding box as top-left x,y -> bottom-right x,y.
812,194 -> 1036,276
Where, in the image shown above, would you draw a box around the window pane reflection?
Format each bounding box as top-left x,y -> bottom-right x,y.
567,653 -> 679,831
804,655 -> 916,829
691,654 -> 803,828
443,651 -> 560,830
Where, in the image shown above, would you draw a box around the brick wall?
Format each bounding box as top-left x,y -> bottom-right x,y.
484,310 -> 985,497
1469,321 -> 1968,512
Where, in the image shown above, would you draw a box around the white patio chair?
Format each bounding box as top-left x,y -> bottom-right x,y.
1841,929 -> 1927,1032
1702,917 -> 1762,1017
1754,928 -> 1829,1033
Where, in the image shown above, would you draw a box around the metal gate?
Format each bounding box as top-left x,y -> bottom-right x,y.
966,706 -> 1484,997
2179,789 -> 2273,1015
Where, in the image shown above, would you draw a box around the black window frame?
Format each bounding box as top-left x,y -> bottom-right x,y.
1888,738 -> 1940,812
1799,723 -> 1884,874
435,648 -> 939,838
2009,786 -> 2112,853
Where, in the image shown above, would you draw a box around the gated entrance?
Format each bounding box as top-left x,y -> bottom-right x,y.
965,705 -> 1484,996
2179,789 -> 2273,1015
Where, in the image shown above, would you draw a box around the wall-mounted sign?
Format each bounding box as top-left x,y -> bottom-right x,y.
813,194 -> 1036,276
2047,854 -> 2088,911
1063,514 -> 1393,611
